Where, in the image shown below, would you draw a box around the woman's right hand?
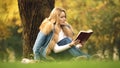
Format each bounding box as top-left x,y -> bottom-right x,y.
69,39 -> 80,47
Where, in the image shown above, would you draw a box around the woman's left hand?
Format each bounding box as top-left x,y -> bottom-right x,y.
60,22 -> 68,26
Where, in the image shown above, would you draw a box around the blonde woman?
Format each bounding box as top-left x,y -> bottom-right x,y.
33,7 -> 89,60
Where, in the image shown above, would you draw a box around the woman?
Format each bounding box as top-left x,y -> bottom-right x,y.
33,7 -> 89,61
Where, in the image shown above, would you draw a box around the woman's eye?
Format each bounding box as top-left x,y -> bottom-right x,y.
61,16 -> 65,18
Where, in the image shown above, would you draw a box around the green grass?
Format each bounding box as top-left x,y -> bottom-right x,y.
0,60 -> 120,68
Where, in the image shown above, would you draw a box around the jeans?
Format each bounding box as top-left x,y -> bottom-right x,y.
33,31 -> 47,60
33,31 -> 54,60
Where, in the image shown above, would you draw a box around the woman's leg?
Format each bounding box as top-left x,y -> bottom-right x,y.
33,31 -> 47,60
68,46 -> 90,58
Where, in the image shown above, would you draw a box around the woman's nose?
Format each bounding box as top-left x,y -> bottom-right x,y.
64,18 -> 66,21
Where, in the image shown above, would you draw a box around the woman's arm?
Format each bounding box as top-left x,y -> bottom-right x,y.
53,43 -> 71,53
53,40 -> 80,53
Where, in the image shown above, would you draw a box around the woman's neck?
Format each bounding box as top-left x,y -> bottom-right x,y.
56,23 -> 62,29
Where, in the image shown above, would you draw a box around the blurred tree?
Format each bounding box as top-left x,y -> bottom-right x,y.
0,0 -> 22,61
18,0 -> 55,58
89,0 -> 120,58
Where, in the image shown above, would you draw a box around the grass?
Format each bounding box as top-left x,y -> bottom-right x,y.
0,60 -> 120,68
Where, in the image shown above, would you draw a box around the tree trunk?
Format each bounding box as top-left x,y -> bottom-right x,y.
18,0 -> 55,58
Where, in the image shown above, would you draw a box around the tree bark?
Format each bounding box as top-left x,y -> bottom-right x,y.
18,0 -> 55,58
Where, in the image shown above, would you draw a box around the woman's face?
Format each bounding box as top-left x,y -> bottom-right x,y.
58,11 -> 66,24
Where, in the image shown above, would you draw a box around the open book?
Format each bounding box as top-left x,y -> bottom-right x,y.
75,29 -> 93,43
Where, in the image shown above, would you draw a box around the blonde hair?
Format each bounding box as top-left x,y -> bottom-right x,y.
39,7 -> 66,33
48,7 -> 66,23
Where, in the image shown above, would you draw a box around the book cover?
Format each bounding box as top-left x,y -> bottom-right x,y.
75,29 -> 93,43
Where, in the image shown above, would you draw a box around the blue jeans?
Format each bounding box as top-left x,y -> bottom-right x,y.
33,31 -> 47,60
33,31 -> 54,60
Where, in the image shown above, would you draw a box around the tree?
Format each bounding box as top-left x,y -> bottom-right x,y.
18,0 -> 55,58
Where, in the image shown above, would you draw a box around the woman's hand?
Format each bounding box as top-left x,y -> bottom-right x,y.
80,41 -> 85,45
69,40 -> 86,47
69,39 -> 80,47
60,22 -> 69,26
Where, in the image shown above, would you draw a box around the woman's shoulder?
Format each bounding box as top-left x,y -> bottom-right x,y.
40,18 -> 54,35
